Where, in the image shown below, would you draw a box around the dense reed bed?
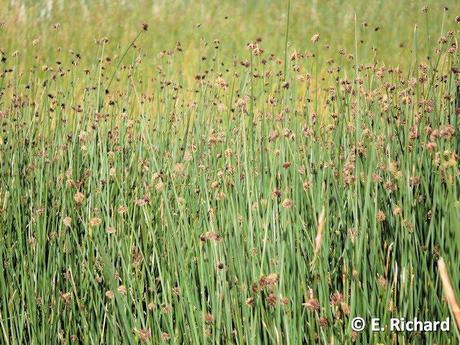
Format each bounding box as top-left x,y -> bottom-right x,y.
0,1 -> 459,344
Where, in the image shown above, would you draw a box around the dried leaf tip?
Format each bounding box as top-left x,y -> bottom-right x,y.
438,257 -> 460,331
314,208 -> 325,256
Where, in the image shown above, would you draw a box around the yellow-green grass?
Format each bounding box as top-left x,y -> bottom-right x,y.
0,1 -> 459,344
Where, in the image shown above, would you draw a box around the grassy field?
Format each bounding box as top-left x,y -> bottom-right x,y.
0,0 -> 459,344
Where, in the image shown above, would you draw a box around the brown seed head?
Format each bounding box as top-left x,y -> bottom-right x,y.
137,328 -> 151,342
74,191 -> 85,204
160,332 -> 171,341
311,33 -> 320,43
330,291 -> 344,305
89,217 -> 102,227
303,298 -> 320,311
319,316 -> 329,328
266,293 -> 277,307
204,313 -> 215,324
246,297 -> 255,307
63,216 -> 72,227
282,198 -> 293,209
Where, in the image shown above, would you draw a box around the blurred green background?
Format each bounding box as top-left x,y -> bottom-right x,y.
1,0 -> 459,76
